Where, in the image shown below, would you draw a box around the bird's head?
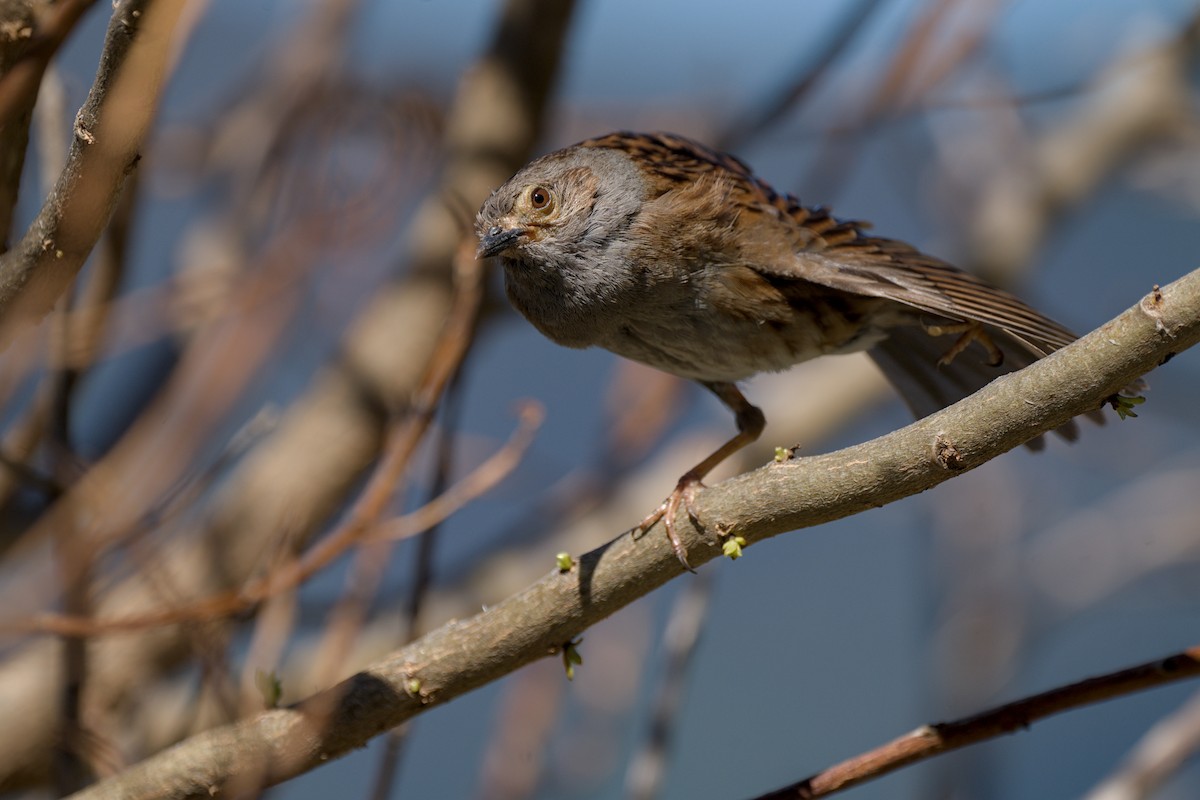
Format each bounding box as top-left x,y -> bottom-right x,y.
475,145 -> 646,267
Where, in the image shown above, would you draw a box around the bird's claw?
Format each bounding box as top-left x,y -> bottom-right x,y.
924,320 -> 1004,367
636,475 -> 704,572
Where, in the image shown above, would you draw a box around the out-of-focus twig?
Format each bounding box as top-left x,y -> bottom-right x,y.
294,239 -> 484,698
625,569 -> 714,800
370,406 -> 543,546
1084,686 -> 1200,800
0,55 -> 69,520
718,0 -> 881,150
802,0 -> 1004,199
201,0 -> 363,236
1027,463 -> 1200,616
962,12 -> 1200,279
475,659 -> 566,800
367,369 -> 468,800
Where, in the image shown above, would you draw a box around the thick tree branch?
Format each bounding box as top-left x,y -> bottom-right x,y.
66,269 -> 1200,800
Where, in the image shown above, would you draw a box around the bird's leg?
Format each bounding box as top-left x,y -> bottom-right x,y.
636,381 -> 765,572
922,320 -> 1004,367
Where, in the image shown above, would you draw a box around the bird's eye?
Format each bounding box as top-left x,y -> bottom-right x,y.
528,186 -> 553,211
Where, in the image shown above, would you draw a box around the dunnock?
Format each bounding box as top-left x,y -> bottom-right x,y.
477,131 -> 1122,570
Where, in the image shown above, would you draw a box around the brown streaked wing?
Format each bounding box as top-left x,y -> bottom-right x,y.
582,131 -> 1079,354
769,223 -> 1079,355
581,132 -> 863,226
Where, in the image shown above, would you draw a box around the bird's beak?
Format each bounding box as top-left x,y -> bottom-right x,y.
477,225 -> 525,259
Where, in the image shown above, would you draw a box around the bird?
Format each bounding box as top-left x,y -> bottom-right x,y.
476,130 -> 1127,570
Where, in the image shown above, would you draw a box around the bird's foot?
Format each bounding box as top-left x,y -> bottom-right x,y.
923,321 -> 1004,367
636,473 -> 705,573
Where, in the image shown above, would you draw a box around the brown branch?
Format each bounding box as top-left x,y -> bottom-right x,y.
752,647 -> 1200,799
0,0 -> 99,249
64,269 -> 1200,800
0,0 -> 190,344
371,401 -> 545,546
0,0 -> 98,129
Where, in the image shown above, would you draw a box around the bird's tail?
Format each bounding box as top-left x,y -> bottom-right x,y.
867,324 -> 1119,449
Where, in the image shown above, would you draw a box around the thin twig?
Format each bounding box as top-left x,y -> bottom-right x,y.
718,0 -> 882,149
626,569 -> 715,800
802,0 -> 1003,199
751,647 -> 1200,799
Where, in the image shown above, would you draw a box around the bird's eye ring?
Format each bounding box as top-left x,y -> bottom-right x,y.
528,186 -> 553,211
